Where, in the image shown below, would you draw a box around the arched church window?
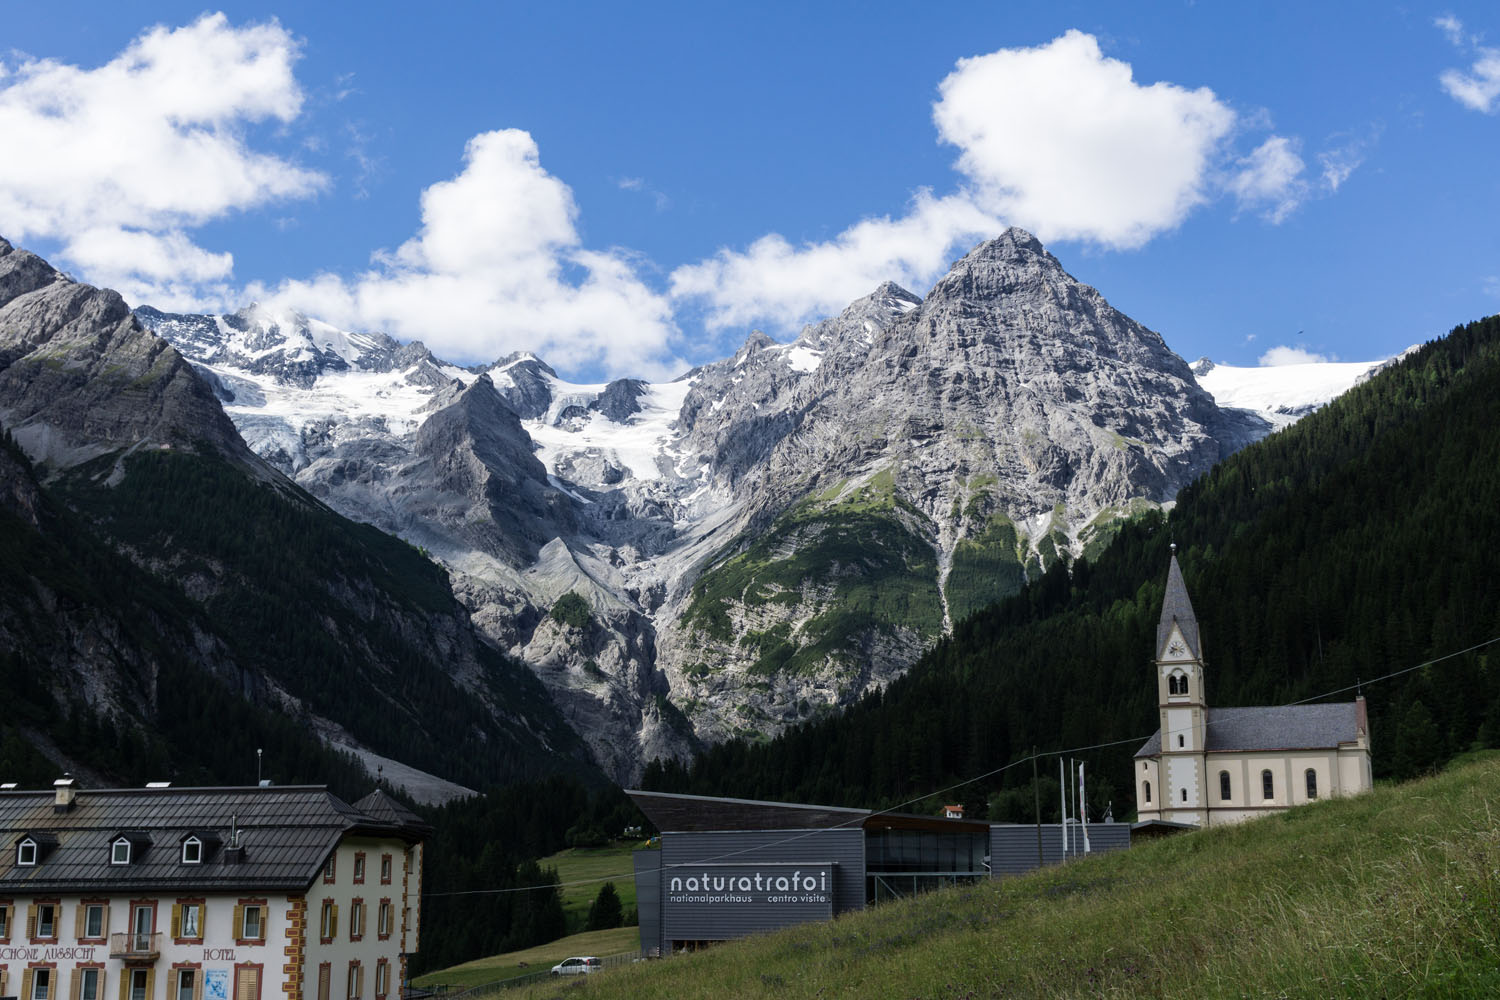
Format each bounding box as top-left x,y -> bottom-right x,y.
1143,781 -> 1151,803
1219,771 -> 1231,800
1262,770 -> 1274,800
1177,734 -> 1185,748
1305,769 -> 1318,800
1180,787 -> 1187,803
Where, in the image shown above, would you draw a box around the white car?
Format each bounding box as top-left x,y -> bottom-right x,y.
550,957 -> 602,976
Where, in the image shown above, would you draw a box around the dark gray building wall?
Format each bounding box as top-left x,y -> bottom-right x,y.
989,822 -> 1131,875
656,828 -> 865,943
633,849 -> 663,957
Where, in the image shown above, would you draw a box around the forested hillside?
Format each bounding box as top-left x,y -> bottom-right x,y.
643,315 -> 1500,820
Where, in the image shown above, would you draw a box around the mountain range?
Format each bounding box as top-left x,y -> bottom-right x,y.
1,228 -> 1384,791
130,230 -> 1375,784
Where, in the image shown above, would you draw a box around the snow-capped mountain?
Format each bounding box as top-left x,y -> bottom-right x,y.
136,229 -> 1303,781
1190,355 -> 1400,428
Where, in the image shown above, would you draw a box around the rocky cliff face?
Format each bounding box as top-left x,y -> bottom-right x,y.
0,240 -> 252,472
0,240 -> 595,799
135,229 -> 1276,778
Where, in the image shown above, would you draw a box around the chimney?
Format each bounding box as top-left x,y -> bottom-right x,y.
54,774 -> 77,812
1356,695 -> 1369,736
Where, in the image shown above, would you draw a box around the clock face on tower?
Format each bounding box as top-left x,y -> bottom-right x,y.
1167,638 -> 1186,657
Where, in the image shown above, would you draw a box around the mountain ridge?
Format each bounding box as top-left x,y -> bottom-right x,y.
128,228 -> 1370,778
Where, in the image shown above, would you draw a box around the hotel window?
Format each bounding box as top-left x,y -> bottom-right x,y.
349,899 -> 365,942
374,961 -> 389,1000
17,839 -> 37,866
29,968 -> 52,1000
175,970 -> 197,1000
235,902 -> 265,943
111,838 -> 132,865
1262,769 -> 1274,800
0,900 -> 11,940
76,967 -> 101,1000
346,963 -> 362,1000
380,855 -> 392,884
1143,781 -> 1151,803
80,902 -> 107,940
316,965 -> 331,1000
182,838 -> 203,865
377,900 -> 391,940
128,970 -> 150,1000
323,855 -> 336,883
353,853 -> 366,884
320,901 -> 338,944
34,902 -> 58,940
172,901 -> 203,942
1219,771 -> 1231,801
232,966 -> 258,1000
1305,769 -> 1318,800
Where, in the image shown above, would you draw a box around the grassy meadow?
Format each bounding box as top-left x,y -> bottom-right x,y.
413,926 -> 640,989
544,842 -> 642,930
415,842 -> 643,989
511,753 -> 1500,998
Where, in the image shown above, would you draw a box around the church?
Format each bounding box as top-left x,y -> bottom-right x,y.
1135,549 -> 1372,827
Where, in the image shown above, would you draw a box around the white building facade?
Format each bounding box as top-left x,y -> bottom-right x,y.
0,783 -> 426,1000
1134,552 -> 1373,827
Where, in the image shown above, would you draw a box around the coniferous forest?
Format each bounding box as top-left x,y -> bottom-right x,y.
642,314 -> 1500,822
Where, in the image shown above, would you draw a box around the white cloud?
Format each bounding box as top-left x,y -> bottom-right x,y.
1436,16 -> 1500,113
670,32 -> 1329,334
932,30 -> 1236,249
1317,130 -> 1374,192
670,191 -> 1000,332
1259,345 -> 1331,366
0,13 -> 325,303
1228,136 -> 1307,223
1440,50 -> 1500,112
255,129 -> 683,378
1435,15 -> 1466,47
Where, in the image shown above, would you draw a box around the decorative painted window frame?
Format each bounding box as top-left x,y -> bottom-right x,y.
235,899 -> 268,947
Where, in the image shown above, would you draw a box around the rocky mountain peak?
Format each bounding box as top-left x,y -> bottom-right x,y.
0,237 -> 252,470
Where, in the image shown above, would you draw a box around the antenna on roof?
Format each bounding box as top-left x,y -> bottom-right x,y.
256,748 -> 263,785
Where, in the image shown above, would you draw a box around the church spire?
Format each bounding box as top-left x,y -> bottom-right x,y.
1156,546 -> 1201,661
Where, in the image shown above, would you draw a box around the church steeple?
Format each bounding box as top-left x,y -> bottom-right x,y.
1156,546 -> 1201,662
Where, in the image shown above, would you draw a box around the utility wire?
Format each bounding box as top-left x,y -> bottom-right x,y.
422,633 -> 1498,899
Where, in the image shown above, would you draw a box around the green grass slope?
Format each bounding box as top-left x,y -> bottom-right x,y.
521,756 -> 1500,999
414,926 -> 640,989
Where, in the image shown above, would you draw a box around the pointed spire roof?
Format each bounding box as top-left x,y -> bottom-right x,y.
1156,549 -> 1201,660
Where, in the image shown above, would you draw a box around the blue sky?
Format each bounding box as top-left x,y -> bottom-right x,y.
2,2 -> 1498,381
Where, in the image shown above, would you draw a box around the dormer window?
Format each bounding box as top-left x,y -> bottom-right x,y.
112,837 -> 133,865
17,837 -> 38,866
182,836 -> 203,864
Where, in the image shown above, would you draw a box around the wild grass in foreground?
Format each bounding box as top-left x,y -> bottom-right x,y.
515,754 -> 1500,998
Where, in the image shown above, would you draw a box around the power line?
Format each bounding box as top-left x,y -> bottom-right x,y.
421,633 -> 1499,899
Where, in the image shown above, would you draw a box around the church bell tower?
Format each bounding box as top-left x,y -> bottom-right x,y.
1156,545 -> 1207,824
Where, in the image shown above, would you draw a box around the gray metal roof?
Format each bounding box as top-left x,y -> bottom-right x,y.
1135,703 -> 1363,757
0,784 -> 423,893
1156,554 -> 1202,660
353,790 -> 433,838
627,790 -> 871,832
